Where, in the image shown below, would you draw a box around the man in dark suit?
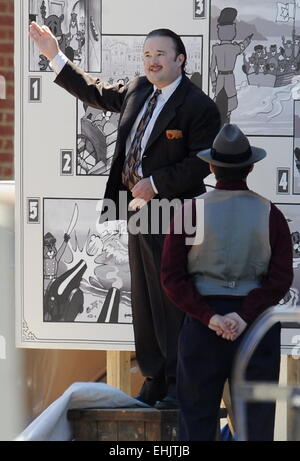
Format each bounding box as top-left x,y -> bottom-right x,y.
29,22 -> 220,407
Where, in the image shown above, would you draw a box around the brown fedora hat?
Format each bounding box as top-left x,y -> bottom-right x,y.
197,124 -> 266,167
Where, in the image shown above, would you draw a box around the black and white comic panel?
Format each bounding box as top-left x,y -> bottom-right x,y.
275,203 -> 300,312
29,0 -> 101,72
210,1 -> 300,136
76,35 -> 203,176
43,199 -> 131,324
294,99 -> 300,193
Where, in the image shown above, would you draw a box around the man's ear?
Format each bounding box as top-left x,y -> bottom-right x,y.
209,163 -> 215,174
176,53 -> 185,67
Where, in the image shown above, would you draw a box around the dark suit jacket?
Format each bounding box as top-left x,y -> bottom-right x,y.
55,62 -> 221,213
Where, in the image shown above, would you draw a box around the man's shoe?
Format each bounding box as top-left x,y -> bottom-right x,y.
154,395 -> 179,410
135,377 -> 166,406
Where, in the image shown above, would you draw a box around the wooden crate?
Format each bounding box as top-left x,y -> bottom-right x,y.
68,408 -> 179,441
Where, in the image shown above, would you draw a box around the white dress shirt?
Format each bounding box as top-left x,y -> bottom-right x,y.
126,75 -> 182,193
50,52 -> 182,194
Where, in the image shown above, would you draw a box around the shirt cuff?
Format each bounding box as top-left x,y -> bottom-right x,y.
49,51 -> 68,75
150,176 -> 158,195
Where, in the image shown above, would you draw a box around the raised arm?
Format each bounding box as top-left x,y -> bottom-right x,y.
29,21 -> 129,113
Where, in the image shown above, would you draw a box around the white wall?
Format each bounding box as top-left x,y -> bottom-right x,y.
0,182 -> 26,440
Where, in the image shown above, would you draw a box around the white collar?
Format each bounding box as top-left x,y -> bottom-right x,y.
154,74 -> 182,101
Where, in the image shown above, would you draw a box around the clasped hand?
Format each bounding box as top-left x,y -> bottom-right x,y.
208,312 -> 247,341
129,178 -> 156,211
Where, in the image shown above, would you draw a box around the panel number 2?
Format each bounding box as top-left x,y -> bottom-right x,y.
277,168 -> 290,194
61,150 -> 73,175
27,198 -> 40,224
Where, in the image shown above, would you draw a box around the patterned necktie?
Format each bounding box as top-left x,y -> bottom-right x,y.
122,89 -> 162,190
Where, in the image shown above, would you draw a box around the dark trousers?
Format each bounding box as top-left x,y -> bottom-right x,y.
177,297 -> 281,441
128,205 -> 184,393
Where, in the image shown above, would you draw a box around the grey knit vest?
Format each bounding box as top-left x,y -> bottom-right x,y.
188,188 -> 271,296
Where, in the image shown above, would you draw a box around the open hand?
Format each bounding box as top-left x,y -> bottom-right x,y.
29,21 -> 60,61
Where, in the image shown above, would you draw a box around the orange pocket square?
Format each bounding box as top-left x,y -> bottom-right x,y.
166,129 -> 183,140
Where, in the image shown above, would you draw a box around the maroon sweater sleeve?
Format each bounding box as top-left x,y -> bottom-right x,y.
161,199 -> 216,326
239,203 -> 293,323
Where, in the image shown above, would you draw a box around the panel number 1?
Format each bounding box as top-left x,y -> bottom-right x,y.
29,77 -> 41,102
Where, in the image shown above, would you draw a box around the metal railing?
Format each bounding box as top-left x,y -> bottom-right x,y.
233,307 -> 300,441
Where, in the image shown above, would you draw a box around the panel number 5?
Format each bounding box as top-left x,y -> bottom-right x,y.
27,198 -> 40,224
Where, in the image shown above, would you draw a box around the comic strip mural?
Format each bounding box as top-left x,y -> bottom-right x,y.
29,0 -> 101,72
43,199 -> 131,324
15,0 -> 300,350
210,0 -> 300,135
76,35 -> 203,176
